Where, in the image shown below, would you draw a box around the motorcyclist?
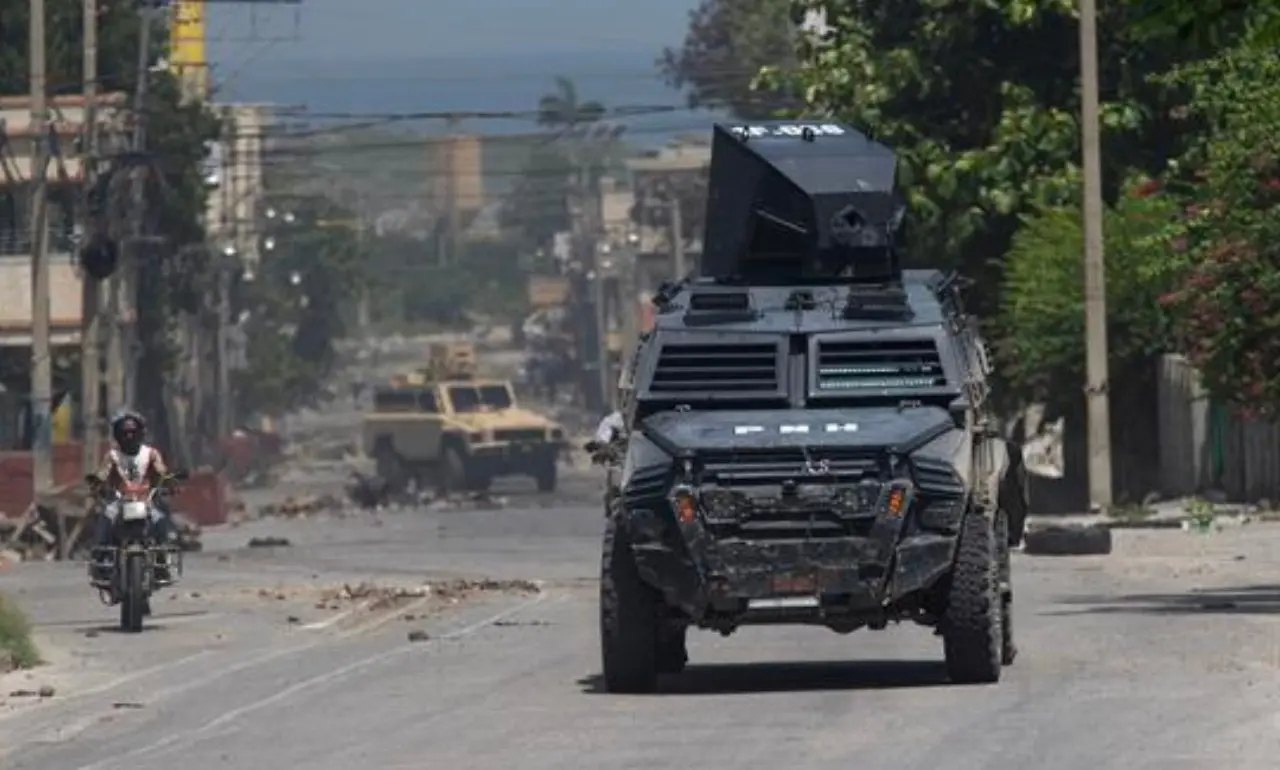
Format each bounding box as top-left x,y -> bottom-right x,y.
89,410 -> 178,581
588,347 -> 637,512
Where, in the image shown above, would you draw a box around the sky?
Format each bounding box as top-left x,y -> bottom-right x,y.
208,0 -> 700,61
203,0 -> 715,142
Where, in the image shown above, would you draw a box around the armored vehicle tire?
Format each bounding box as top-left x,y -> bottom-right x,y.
600,521 -> 659,693
440,445 -> 490,493
941,508 -> 1003,684
997,511 -> 1017,666
656,627 -> 688,674
533,454 -> 557,493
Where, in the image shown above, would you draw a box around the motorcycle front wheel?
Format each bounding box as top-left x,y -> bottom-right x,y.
119,553 -> 146,633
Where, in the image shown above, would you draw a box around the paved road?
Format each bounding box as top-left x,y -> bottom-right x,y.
4,475 -> 1280,768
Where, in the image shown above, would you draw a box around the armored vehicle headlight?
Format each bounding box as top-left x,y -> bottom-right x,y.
551,428 -> 564,440
669,485 -> 698,523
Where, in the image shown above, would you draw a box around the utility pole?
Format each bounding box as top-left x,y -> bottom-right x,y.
29,0 -> 55,520
118,5 -> 154,411
592,245 -> 611,412
215,247 -> 232,439
617,240 -> 638,412
80,0 -> 103,475
669,196 -> 686,280
1079,0 -> 1112,509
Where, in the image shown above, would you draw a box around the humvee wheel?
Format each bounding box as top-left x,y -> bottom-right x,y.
941,508 -> 1003,684
533,453 -> 558,493
600,520 -> 659,693
441,445 -> 468,495
374,444 -> 408,495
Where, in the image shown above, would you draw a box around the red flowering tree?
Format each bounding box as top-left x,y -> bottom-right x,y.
1158,46 -> 1280,416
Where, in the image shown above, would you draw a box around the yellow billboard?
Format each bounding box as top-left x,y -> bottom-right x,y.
169,1 -> 207,100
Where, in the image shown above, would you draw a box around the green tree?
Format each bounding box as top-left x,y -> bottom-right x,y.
537,76 -> 605,129
659,0 -> 801,118
505,77 -> 619,252
996,182 -> 1181,411
234,194 -> 363,416
1156,45 -> 1280,416
759,0 -> 1221,315
500,144 -> 573,250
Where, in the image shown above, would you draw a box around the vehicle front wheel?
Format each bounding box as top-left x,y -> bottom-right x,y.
656,625 -> 688,674
599,520 -> 659,693
997,510 -> 1017,666
533,453 -> 558,493
119,553 -> 146,633
941,508 -> 1003,684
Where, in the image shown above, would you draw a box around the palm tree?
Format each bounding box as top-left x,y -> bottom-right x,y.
536,76 -> 606,130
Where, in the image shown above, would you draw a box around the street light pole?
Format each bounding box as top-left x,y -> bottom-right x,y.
1079,0 -> 1112,509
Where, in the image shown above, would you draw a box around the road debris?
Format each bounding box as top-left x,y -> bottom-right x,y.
246,537 -> 291,548
407,630 -> 430,642
8,685 -> 55,699
256,494 -> 349,518
1023,522 -> 1113,556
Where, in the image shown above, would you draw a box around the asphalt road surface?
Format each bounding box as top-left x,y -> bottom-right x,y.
4,469 -> 1280,769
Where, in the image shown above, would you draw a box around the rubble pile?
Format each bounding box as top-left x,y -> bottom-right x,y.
316,578 -> 540,612
256,494 -> 350,519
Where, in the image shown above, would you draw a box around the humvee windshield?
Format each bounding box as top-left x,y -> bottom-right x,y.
373,388 -> 438,413
447,384 -> 513,413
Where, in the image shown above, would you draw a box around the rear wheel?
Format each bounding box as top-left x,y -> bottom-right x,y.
120,553 -> 146,633
941,508 -> 1002,684
600,521 -> 659,693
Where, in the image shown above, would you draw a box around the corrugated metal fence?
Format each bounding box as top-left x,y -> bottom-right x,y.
1157,354 -> 1280,502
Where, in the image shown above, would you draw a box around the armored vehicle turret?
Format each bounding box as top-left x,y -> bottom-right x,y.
597,121 -> 1028,693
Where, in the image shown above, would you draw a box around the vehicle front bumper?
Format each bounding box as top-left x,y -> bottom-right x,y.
468,440 -> 565,470
624,483 -> 958,617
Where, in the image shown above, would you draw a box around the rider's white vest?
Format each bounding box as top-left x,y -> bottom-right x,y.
111,445 -> 156,483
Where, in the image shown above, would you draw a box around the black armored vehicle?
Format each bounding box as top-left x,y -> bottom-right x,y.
599,121 -> 1028,692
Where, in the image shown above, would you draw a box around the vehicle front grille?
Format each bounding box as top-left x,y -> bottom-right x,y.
698,448 -> 882,486
494,428 -> 546,443
696,448 -> 883,542
816,338 -> 946,391
650,342 -> 779,395
703,502 -> 876,542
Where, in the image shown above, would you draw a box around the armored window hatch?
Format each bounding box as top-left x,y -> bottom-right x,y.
650,342 -> 780,394
816,339 -> 946,391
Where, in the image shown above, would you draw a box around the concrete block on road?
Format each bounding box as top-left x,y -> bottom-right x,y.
1022,522 -> 1112,556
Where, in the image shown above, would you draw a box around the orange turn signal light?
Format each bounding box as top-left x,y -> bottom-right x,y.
886,488 -> 905,517
673,490 -> 697,523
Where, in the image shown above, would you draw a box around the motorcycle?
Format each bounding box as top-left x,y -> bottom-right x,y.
86,470 -> 188,632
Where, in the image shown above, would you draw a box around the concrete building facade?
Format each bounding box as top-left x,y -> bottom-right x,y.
0,92 -> 129,348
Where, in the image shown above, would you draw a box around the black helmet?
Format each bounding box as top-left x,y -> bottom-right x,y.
111,410 -> 146,453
